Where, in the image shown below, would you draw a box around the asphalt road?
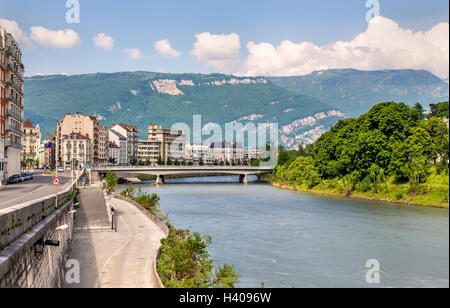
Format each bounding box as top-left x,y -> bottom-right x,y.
0,172 -> 72,210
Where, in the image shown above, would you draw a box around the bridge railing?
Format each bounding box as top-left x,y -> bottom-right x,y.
91,166 -> 274,171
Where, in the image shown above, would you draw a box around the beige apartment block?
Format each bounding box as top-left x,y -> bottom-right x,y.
1,27 -> 25,181
21,120 -> 41,166
147,123 -> 185,162
138,139 -> 162,164
56,112 -> 106,166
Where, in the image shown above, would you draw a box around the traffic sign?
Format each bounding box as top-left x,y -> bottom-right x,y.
52,177 -> 61,185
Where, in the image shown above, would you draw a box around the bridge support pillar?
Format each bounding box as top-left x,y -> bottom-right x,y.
239,174 -> 248,184
156,175 -> 165,185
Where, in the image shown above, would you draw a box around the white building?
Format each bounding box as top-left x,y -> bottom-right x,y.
185,143 -> 214,165
110,124 -> 139,164
61,132 -> 91,167
109,129 -> 128,165
108,141 -> 120,165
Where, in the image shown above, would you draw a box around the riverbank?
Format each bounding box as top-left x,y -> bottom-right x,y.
269,181 -> 449,209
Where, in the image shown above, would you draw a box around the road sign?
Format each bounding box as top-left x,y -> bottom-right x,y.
52,177 -> 61,185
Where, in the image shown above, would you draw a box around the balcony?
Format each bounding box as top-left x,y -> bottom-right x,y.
6,109 -> 23,122
6,64 -> 24,81
6,47 -> 21,63
6,141 -> 23,149
7,125 -> 23,136
6,96 -> 24,109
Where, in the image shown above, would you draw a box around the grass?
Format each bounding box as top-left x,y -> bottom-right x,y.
271,168 -> 449,209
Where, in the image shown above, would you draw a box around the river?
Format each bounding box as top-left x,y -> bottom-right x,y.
126,175 -> 449,288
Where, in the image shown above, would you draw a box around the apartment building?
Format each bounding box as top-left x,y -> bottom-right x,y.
209,141 -> 244,163
138,139 -> 162,164
110,124 -> 139,164
61,132 -> 91,167
98,125 -> 109,165
0,27 -> 25,182
109,129 -> 127,165
147,123 -> 185,162
21,120 -> 41,165
56,112 -> 106,166
108,141 -> 120,165
185,143 -> 214,165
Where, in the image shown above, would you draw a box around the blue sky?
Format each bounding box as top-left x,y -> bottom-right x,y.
0,0 -> 448,77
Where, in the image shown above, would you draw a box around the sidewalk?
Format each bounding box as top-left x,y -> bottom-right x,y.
65,194 -> 167,288
75,189 -> 111,230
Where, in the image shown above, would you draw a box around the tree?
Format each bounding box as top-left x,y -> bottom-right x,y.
109,157 -> 117,165
413,103 -> 425,119
130,156 -> 138,166
199,158 -> 205,166
157,156 -> 164,166
105,170 -> 118,194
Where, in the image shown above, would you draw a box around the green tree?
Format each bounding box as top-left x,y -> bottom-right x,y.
105,170 -> 118,194
130,156 -> 138,166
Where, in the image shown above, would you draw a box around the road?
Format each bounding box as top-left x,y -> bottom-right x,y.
65,196 -> 166,288
0,172 -> 72,209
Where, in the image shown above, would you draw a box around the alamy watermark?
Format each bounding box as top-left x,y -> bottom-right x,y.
65,259 -> 80,284
365,0 -> 381,23
169,115 -> 279,167
365,259 -> 383,284
66,0 -> 80,24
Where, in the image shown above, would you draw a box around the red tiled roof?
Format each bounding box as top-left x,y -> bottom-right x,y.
23,119 -> 34,128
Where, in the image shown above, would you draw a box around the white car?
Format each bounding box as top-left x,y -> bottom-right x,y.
58,167 -> 64,172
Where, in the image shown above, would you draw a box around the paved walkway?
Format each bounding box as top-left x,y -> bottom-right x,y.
65,196 -> 166,288
75,189 -> 110,230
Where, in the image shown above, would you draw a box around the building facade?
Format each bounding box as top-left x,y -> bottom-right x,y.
110,124 -> 139,164
147,123 -> 185,162
61,132 -> 91,167
56,112 -> 107,166
138,139 -> 162,164
43,133 -> 56,170
0,27 -> 25,182
109,129 -> 127,165
98,125 -> 109,165
21,120 -> 41,167
108,141 -> 120,165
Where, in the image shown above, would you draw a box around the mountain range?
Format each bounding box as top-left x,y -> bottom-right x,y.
268,69 -> 449,117
24,69 -> 449,149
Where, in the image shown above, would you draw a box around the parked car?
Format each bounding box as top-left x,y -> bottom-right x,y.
22,173 -> 34,181
18,174 -> 26,182
6,175 -> 22,185
58,167 -> 64,172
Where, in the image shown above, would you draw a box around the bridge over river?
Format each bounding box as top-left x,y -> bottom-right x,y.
89,166 -> 274,184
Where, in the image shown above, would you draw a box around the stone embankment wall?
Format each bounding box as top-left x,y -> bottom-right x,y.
0,190 -> 77,288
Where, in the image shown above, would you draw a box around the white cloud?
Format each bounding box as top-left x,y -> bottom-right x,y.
154,39 -> 182,58
242,17 -> 449,78
123,48 -> 147,60
30,26 -> 80,48
191,32 -> 241,72
93,33 -> 114,51
0,18 -> 33,48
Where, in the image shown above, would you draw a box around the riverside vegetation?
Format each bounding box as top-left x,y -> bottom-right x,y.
270,102 -> 450,208
110,179 -> 240,288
